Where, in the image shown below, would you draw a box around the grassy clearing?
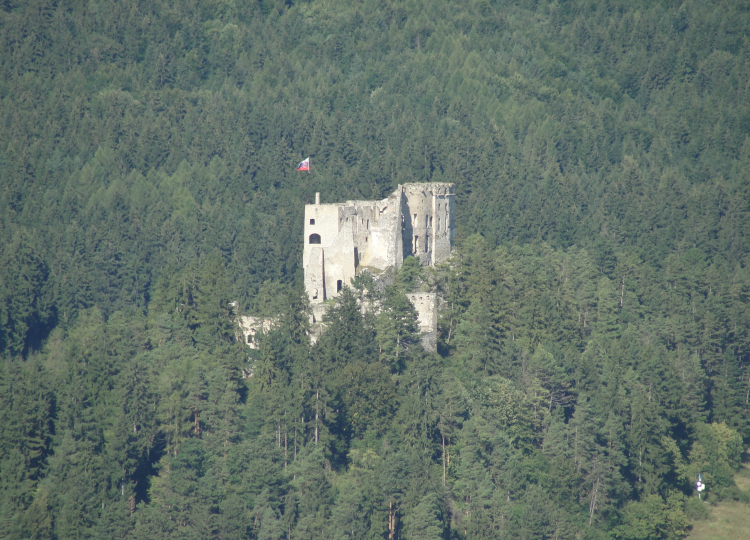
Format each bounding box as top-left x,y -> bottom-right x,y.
687,455 -> 750,540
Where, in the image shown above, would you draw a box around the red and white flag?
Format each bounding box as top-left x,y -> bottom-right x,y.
297,157 -> 310,171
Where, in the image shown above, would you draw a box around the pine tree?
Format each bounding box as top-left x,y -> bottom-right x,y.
402,493 -> 444,540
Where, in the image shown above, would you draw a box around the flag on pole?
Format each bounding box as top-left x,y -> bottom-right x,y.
297,157 -> 310,171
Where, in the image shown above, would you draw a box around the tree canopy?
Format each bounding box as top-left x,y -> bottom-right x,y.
1,0 -> 749,538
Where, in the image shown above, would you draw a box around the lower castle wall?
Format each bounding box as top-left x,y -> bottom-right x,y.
238,316 -> 276,349
406,292 -> 438,352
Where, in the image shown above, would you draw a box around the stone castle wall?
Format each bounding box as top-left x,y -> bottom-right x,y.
238,316 -> 276,349
303,183 -> 454,306
301,183 -> 454,352
406,292 -> 438,351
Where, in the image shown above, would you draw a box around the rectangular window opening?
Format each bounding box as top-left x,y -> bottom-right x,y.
310,218 -> 315,225
336,280 -> 343,293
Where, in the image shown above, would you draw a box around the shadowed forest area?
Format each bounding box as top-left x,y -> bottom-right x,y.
1,0 -> 749,538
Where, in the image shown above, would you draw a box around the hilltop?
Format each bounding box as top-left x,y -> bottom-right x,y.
0,1 -> 749,539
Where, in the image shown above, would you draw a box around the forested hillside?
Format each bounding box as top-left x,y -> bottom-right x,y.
1,0 -> 749,538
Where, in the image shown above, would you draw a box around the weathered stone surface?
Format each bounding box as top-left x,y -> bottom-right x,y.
239,184 -> 453,352
302,183 -> 454,352
238,316 -> 276,349
303,183 -> 454,305
406,292 -> 439,352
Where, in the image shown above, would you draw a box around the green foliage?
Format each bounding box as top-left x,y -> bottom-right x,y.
376,286 -> 420,371
1,0 -> 750,538
402,492 -> 444,540
688,422 -> 744,494
612,493 -> 689,540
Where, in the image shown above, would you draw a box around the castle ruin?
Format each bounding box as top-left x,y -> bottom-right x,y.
303,183 -> 454,347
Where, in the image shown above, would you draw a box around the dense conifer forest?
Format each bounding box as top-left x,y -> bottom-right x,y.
1,0 -> 749,538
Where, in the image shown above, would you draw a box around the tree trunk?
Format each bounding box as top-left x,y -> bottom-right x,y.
442,433 -> 446,487
388,501 -> 396,540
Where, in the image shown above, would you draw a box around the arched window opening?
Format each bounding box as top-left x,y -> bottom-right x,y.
309,233 -> 321,244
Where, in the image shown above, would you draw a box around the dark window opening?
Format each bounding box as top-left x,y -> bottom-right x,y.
354,247 -> 359,268
367,219 -> 369,229
413,236 -> 419,253
337,280 -> 343,293
309,233 -> 321,244
425,235 -> 429,252
310,219 -> 315,225
312,314 -> 316,323
247,335 -> 252,344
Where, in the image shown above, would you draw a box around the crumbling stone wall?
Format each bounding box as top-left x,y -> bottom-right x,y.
303,183 -> 454,306
300,183 -> 453,352
238,316 -> 276,349
406,292 -> 438,352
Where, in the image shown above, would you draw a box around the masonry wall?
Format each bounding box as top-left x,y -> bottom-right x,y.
303,183 -> 454,306
401,183 -> 455,266
304,191 -> 404,305
301,184 -> 453,352
406,292 -> 438,352
238,316 -> 276,349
